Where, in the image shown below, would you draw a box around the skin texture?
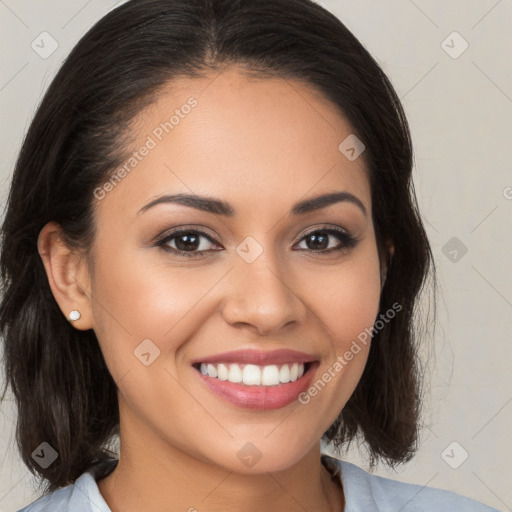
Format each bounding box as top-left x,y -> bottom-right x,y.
37,66 -> 393,512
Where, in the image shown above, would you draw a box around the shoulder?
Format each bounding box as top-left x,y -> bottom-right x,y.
16,459 -> 116,512
322,455 -> 500,512
16,483 -> 75,512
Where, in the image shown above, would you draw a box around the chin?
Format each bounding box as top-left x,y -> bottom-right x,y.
197,432 -> 320,475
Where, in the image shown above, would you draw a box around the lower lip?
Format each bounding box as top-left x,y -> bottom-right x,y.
194,363 -> 318,410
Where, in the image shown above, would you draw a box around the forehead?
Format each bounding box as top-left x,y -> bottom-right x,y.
94,67 -> 371,223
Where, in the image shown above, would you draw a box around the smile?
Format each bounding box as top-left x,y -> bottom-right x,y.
195,362 -> 308,386
192,361 -> 320,410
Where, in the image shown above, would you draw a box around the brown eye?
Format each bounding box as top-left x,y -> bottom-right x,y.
295,227 -> 359,253
156,229 -> 219,258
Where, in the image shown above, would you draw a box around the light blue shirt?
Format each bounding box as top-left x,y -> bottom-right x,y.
17,454 -> 500,511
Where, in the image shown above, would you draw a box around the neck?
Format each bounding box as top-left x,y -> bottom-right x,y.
97,409 -> 344,512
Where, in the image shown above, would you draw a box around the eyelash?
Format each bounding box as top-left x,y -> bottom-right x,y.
154,226 -> 360,259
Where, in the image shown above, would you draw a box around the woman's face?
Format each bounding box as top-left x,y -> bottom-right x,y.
85,67 -> 385,473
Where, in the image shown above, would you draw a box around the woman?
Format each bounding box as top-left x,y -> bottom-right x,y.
0,0 -> 499,510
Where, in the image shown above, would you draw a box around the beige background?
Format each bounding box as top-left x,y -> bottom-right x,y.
0,0 -> 511,510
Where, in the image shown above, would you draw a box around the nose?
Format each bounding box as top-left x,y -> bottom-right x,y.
221,249 -> 307,336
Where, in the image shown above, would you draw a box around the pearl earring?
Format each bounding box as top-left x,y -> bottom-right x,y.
67,310 -> 81,322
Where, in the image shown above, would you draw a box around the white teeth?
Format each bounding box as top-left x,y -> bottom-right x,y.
242,364 -> 261,385
217,363 -> 228,380
228,363 -> 242,383
261,365 -> 280,386
198,362 -> 306,386
290,362 -> 298,381
206,363 -> 217,378
279,364 -> 291,383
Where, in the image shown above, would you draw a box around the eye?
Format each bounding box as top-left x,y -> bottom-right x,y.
155,228 -> 220,258
155,225 -> 360,259
294,226 -> 359,254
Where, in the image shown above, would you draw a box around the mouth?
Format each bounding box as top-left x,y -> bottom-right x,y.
190,350 -> 319,410
192,361 -> 314,386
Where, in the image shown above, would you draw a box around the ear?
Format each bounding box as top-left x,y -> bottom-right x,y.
37,221 -> 93,330
380,238 -> 394,288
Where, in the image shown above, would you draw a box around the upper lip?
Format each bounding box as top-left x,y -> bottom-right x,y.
191,348 -> 317,366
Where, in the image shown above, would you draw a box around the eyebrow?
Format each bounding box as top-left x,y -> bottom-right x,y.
137,191 -> 367,217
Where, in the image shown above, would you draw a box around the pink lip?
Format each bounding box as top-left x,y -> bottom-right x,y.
193,360 -> 320,410
191,348 -> 316,366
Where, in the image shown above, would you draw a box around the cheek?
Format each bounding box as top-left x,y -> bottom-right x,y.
296,247 -> 381,411
88,241 -> 223,375
88,248 -> 208,439
303,252 -> 382,347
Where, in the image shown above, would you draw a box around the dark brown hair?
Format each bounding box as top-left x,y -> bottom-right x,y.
0,0 -> 436,493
